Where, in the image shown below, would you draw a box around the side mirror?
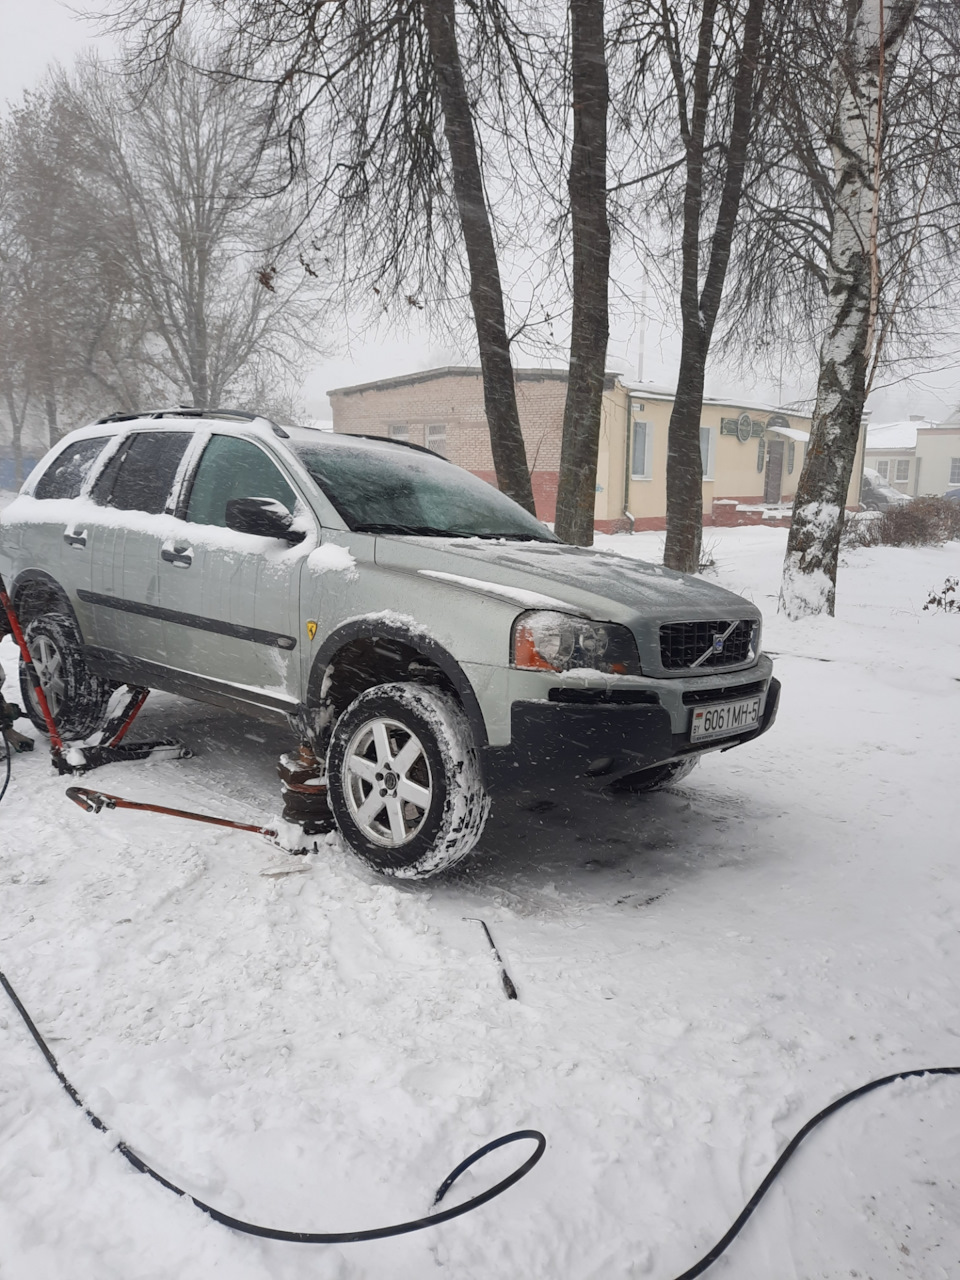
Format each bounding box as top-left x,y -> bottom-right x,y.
225,496 -> 305,544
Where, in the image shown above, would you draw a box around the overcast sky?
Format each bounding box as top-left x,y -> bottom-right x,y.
2,0 -> 957,423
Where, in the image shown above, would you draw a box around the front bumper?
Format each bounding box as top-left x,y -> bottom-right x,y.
482,676 -> 780,795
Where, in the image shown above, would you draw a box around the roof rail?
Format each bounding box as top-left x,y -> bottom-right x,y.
94,407 -> 290,438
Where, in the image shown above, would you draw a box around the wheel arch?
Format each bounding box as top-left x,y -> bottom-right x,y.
10,570 -> 84,635
307,617 -> 489,754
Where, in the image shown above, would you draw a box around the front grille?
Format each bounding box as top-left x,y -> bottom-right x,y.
659,620 -> 756,670
682,679 -> 766,706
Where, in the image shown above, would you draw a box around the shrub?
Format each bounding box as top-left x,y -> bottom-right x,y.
841,511 -> 881,548
923,577 -> 959,613
874,497 -> 960,547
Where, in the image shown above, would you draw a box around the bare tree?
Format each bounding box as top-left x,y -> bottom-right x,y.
107,1 -> 539,512
779,0 -> 919,618
614,0 -> 770,574
554,0 -> 611,547
71,53 -> 316,411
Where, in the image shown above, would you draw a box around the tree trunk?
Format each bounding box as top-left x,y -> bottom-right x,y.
662,0 -> 766,575
3,384 -> 27,487
555,0 -> 611,547
664,333 -> 708,571
780,0 -> 917,618
421,0 -> 536,515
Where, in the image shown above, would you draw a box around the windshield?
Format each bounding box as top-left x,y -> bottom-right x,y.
293,439 -> 558,541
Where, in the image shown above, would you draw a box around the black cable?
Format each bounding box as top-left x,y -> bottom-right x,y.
0,966 -> 545,1244
0,732 -> 9,806
666,1063 -> 960,1280
3,950 -> 957,1270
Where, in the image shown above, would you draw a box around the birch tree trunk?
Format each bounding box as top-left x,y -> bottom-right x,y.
779,0 -> 917,618
555,0 -> 610,546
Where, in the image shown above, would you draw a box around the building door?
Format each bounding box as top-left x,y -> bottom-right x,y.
763,439 -> 784,504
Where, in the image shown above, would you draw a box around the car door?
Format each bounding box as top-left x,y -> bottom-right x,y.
82,430 -> 195,667
158,433 -> 312,709
14,435 -> 115,642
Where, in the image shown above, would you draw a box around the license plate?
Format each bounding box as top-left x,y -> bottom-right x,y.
690,694 -> 763,742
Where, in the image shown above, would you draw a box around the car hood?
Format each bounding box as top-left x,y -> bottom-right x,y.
374,537 -> 759,622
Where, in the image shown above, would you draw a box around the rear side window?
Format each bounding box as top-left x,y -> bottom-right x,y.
33,437 -> 111,500
185,435 -> 297,527
93,431 -> 192,514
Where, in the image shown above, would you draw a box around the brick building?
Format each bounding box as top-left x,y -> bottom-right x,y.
328,366 -> 865,530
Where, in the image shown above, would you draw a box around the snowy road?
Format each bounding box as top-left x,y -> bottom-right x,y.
2,525 -> 959,1279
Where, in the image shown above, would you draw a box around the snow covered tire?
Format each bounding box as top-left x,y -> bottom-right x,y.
18,612 -> 113,740
327,682 -> 490,878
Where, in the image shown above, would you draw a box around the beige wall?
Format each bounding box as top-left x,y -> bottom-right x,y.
864,448 -> 915,494
328,367 -> 865,528
914,427 -> 960,495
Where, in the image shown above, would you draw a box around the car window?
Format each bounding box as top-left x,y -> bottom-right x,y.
185,435 -> 297,527
293,440 -> 558,541
33,436 -> 111,500
92,431 -> 193,514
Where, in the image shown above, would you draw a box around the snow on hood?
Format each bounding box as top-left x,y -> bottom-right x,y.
376,537 -> 759,621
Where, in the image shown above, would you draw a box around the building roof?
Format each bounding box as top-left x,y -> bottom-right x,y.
866,420 -> 927,451
328,365 -> 575,398
328,365 -> 810,418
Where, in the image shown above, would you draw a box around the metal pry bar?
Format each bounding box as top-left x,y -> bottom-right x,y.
464,917 -> 518,1001
66,786 -> 277,838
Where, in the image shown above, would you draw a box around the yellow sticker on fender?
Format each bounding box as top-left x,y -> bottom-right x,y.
306,620 -> 318,641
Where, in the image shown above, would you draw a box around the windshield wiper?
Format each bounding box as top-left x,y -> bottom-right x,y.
352,522 -> 454,536
352,523 -> 557,542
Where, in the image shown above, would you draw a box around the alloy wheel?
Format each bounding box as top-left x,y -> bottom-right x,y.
29,634 -> 65,719
342,716 -> 433,846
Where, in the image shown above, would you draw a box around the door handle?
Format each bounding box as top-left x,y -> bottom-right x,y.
63,528 -> 87,548
160,541 -> 193,568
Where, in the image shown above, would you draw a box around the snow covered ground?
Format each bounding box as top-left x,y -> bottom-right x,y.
1,518 -> 959,1280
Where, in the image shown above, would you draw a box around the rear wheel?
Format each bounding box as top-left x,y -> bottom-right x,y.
19,612 -> 113,740
327,682 -> 489,878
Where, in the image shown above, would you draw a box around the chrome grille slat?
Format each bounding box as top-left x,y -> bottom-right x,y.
659,620 -> 755,670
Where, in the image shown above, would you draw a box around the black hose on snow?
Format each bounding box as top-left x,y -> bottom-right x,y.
0,965 -> 545,1244
3,942 -> 958,1271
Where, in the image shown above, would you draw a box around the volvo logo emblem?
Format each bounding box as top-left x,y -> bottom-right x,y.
712,633 -> 725,654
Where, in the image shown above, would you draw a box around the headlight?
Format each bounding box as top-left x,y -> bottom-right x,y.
512,611 -> 641,675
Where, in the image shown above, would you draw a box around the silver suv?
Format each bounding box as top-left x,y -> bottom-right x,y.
0,410 -> 779,876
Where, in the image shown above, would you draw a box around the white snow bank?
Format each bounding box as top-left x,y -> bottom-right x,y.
1,521 -> 960,1279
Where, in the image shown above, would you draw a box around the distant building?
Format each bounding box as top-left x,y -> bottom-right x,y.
864,411 -> 960,495
328,366 -> 865,530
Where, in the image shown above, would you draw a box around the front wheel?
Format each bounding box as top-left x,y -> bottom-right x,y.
327,682 -> 490,878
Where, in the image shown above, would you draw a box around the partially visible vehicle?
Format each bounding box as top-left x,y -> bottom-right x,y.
860,468 -> 912,512
943,488 -> 960,504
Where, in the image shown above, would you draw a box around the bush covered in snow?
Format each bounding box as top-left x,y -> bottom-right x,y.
845,496 -> 960,548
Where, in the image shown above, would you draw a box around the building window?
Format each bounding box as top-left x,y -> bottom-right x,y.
787,441 -> 796,474
757,438 -> 765,473
631,420 -> 652,478
388,423 -> 409,441
426,423 -> 447,456
875,459 -> 889,479
895,458 -> 910,482
950,458 -> 960,485
699,426 -> 716,480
